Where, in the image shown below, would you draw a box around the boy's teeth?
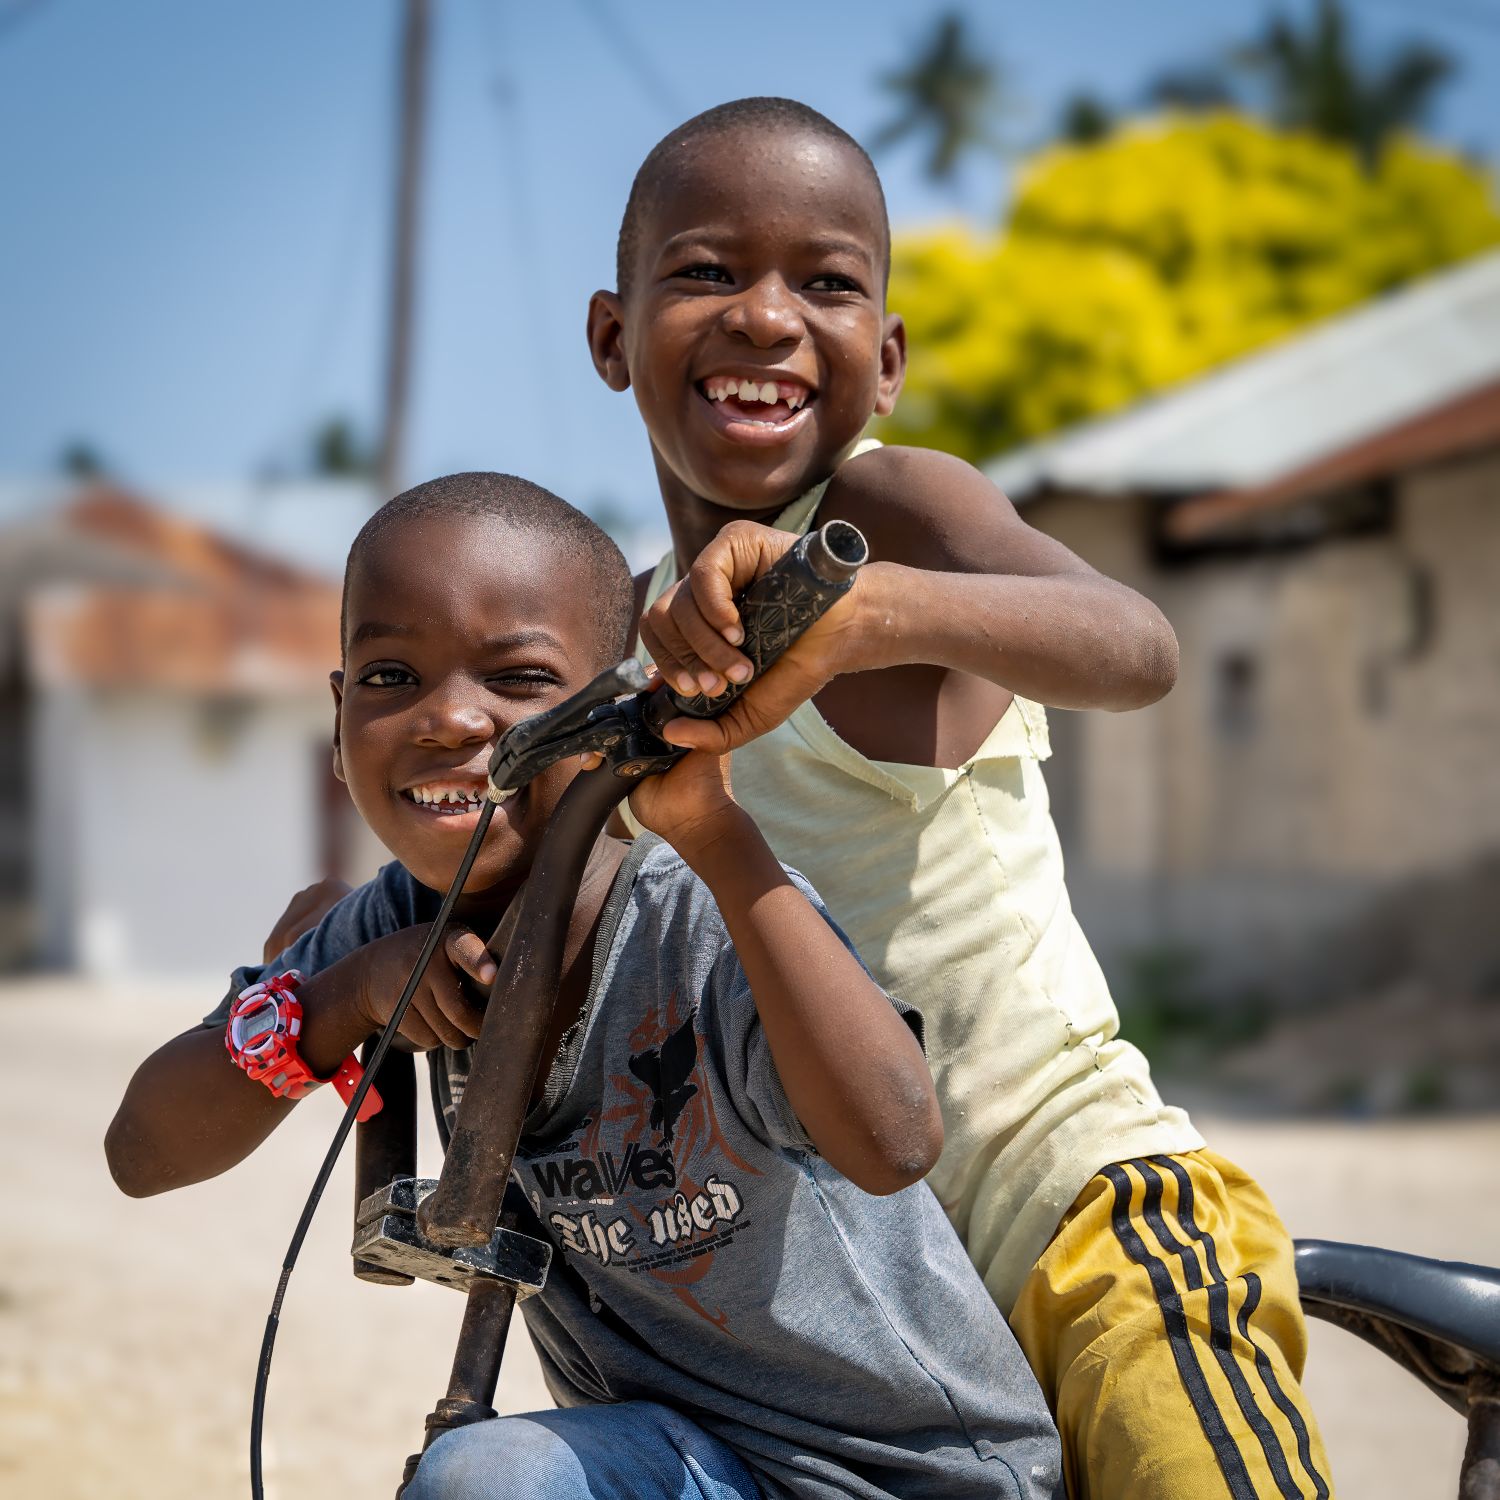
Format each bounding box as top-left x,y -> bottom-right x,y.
705,377 -> 808,407
409,785 -> 483,806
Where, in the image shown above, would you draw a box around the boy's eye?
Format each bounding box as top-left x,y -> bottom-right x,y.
356,663 -> 416,688
489,668 -> 559,693
674,263 -> 733,284
807,273 -> 861,294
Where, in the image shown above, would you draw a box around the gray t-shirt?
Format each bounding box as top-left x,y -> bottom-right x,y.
212,839 -> 1061,1500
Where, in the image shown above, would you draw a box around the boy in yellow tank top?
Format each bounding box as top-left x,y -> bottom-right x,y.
586,97 -> 1332,1500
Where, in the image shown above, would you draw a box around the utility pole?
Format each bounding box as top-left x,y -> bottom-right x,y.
377,0 -> 431,502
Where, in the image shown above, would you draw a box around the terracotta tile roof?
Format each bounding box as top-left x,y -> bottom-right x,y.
61,486 -> 333,592
17,486 -> 342,692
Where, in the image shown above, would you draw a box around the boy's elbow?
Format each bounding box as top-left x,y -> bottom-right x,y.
104,1119 -> 149,1198
104,1113 -> 169,1198
856,1093 -> 945,1197
1113,604 -> 1178,711
1140,623 -> 1179,705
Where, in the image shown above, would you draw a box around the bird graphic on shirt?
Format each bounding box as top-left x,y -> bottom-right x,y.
628,1012 -> 700,1145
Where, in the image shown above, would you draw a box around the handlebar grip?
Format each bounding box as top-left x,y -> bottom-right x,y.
663,519 -> 868,722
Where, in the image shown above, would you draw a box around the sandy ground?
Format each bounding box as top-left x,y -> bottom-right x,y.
3,977 -> 1497,1500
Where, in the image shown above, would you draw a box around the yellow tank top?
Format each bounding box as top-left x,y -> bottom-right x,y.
624,441 -> 1201,1312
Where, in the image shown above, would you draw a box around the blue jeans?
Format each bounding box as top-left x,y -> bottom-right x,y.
404,1401 -> 763,1500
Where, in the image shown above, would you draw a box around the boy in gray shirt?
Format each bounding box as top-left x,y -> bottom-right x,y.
107,473 -> 1061,1500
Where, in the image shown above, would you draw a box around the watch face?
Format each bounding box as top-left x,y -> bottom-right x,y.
230,996 -> 281,1057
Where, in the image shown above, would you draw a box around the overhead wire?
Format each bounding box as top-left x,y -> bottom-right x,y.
1351,0 -> 1500,32
473,0 -> 579,468
0,0 -> 47,42
574,0 -> 685,120
255,24 -> 390,477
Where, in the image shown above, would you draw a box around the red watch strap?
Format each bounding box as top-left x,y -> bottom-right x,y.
330,1054 -> 383,1124
227,970 -> 383,1121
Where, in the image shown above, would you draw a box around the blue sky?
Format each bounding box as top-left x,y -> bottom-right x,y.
3,0 -> 1498,531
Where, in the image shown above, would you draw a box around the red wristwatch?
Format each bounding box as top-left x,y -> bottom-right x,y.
226,969 -> 383,1122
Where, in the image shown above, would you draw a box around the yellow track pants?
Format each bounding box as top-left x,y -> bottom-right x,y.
1010,1151 -> 1335,1499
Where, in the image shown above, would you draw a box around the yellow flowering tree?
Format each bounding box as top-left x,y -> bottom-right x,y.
883,114 -> 1500,463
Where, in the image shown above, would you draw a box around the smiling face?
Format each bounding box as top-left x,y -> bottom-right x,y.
333,514 -> 601,902
590,127 -> 905,515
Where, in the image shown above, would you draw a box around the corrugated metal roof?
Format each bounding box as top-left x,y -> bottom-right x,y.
985,249 -> 1500,500
1166,376 -> 1500,541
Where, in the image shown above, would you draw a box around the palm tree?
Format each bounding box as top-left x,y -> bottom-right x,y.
1235,0 -> 1453,168
871,12 -> 1004,183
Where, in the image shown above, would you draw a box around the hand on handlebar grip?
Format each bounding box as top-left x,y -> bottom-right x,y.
643,520 -> 868,754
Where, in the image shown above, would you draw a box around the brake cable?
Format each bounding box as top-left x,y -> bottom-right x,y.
250,797 -> 496,1500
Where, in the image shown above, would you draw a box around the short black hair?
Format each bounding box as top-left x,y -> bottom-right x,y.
616,96 -> 890,297
342,472 -> 635,670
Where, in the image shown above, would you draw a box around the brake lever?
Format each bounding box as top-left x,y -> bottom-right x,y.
485,659 -> 665,798
486,518 -> 870,797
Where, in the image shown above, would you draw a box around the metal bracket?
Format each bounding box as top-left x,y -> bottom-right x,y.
352,1176 -> 551,1297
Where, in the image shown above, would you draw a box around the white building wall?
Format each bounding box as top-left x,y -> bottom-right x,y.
35,690 -> 350,978
30,688 -> 83,971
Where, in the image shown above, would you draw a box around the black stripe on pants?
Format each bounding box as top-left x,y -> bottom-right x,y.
1132,1159 -> 1303,1499
1100,1162 -> 1257,1500
1150,1155 -> 1331,1500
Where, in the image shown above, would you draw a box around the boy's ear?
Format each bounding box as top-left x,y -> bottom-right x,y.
329,670 -> 346,784
874,313 -> 907,418
587,290 -> 632,392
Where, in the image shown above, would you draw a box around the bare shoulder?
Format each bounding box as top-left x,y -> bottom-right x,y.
821,444 -> 1031,572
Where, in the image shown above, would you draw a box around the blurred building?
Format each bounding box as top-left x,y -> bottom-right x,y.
0,486 -> 383,976
993,250 -> 1500,1009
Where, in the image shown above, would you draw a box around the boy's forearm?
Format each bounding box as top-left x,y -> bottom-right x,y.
846,562 -> 1178,712
679,812 -> 942,1194
105,1027 -> 298,1196
104,962 -> 374,1197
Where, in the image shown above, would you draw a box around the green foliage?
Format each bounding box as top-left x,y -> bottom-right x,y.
882,114 -> 1500,464
310,416 -> 375,479
1234,0 -> 1452,169
1115,942 -> 1271,1070
59,440 -> 107,479
1402,1063 -> 1448,1114
872,11 -> 1006,183
1056,93 -> 1113,146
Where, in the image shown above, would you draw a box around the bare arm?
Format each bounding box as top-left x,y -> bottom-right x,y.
627,754 -> 942,1195
640,445 -> 1178,753
827,446 -> 1178,709
104,925 -> 492,1198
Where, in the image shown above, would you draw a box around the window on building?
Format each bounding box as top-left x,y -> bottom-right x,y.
1214,651 -> 1259,742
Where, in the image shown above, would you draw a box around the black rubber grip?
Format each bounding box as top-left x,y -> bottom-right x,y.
666,519 -> 868,721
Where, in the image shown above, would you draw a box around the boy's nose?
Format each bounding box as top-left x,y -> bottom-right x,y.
723,273 -> 804,347
416,686 -> 496,749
